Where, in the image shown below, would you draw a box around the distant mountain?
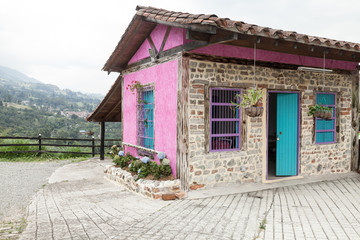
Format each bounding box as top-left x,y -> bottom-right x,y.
0,65 -> 42,84
0,65 -> 104,113
0,65 -> 121,139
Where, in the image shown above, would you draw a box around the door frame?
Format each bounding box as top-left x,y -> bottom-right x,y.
266,90 -> 300,180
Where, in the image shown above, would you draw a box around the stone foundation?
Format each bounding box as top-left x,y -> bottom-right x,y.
105,165 -> 185,200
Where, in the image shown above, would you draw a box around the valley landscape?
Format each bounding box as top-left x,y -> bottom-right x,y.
0,65 -> 121,139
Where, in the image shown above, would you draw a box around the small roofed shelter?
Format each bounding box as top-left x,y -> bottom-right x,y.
86,77 -> 122,159
88,5 -> 360,191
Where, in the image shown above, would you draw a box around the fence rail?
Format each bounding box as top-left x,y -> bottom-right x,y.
0,135 -> 121,157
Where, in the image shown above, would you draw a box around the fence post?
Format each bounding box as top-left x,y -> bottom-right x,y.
100,122 -> 105,160
38,134 -> 42,155
92,136 -> 95,157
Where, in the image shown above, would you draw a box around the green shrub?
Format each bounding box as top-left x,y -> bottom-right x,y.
117,152 -> 173,180
109,145 -> 120,159
158,165 -> 172,178
129,159 -> 143,172
113,152 -> 136,168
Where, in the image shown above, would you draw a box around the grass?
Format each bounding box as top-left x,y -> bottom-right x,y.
0,217 -> 26,237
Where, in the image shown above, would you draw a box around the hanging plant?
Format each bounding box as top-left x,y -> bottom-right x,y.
232,88 -> 264,117
126,80 -> 150,105
308,104 -> 333,119
126,80 -> 143,94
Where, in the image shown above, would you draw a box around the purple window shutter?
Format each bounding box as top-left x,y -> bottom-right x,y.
210,88 -> 241,152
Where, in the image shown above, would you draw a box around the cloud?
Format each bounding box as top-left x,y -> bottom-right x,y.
0,0 -> 359,94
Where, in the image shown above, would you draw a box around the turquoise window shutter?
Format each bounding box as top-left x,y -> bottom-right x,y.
315,93 -> 335,144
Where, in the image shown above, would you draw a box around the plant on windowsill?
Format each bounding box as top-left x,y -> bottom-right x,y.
307,104 -> 333,119
232,88 -> 264,117
126,80 -> 149,104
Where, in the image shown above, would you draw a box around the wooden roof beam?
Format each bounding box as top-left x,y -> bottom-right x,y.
103,101 -> 122,121
142,17 -> 217,34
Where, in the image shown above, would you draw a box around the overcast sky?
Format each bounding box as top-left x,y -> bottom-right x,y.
1,0 -> 359,95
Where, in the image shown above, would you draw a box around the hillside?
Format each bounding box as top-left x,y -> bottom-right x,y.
0,65 -> 101,113
0,66 -> 121,139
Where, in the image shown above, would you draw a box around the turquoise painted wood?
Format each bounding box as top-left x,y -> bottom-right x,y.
143,90 -> 154,149
276,93 -> 298,176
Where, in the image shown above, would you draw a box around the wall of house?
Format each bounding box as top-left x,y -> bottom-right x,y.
192,44 -> 358,71
122,59 -> 178,176
129,25 -> 185,64
187,58 -> 353,187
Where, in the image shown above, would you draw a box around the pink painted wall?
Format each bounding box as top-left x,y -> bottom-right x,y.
122,60 -> 178,176
129,25 -> 185,64
192,44 -> 358,70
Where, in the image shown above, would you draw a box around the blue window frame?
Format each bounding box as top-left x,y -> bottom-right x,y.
138,88 -> 154,149
315,93 -> 336,144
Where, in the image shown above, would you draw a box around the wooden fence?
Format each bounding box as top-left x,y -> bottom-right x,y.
0,135 -> 121,157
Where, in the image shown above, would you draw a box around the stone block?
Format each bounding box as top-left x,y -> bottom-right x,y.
162,193 -> 176,201
189,183 -> 205,190
175,192 -> 186,199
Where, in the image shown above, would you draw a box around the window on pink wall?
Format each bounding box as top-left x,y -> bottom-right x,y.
137,86 -> 154,150
210,88 -> 241,152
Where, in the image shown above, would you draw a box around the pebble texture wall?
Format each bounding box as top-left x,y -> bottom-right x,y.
187,59 -> 352,188
105,165 -> 184,200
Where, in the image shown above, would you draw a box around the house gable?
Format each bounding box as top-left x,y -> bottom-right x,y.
129,25 -> 185,64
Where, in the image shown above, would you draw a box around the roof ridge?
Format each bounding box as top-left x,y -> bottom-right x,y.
134,5 -> 359,51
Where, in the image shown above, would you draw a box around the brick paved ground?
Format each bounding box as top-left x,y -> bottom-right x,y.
0,160 -> 72,240
19,159 -> 360,240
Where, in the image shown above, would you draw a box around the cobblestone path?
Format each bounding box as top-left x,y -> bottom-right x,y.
0,160 -> 72,240
123,177 -> 360,240
19,159 -> 360,240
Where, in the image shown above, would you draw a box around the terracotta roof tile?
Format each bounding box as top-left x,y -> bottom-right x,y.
209,16 -> 219,21
183,17 -> 194,24
179,13 -> 190,18
170,12 -> 181,17
168,16 -> 177,22
174,17 -> 185,23
135,5 -> 359,53
192,18 -> 204,24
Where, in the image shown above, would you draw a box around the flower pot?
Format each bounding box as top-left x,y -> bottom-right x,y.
314,110 -> 332,119
245,107 -> 263,117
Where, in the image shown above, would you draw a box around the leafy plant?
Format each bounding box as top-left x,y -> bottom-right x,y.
232,88 -> 263,108
114,152 -> 136,168
121,152 -> 173,179
129,159 -> 143,173
109,145 -> 120,159
138,161 -> 158,178
307,104 -> 332,116
158,165 -> 172,178
126,80 -> 143,94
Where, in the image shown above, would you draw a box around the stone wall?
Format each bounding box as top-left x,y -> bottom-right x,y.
105,165 -> 185,200
187,58 -> 353,188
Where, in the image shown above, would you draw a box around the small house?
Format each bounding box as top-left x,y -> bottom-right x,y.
87,6 -> 360,191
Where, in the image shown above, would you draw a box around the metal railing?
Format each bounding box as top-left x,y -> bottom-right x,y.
0,135 -> 121,157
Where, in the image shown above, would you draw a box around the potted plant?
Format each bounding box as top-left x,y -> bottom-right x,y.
307,104 -> 333,119
232,88 -> 264,117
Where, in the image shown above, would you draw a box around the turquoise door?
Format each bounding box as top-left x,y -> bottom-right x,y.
276,93 -> 298,176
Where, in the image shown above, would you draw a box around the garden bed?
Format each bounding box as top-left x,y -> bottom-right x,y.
105,165 -> 185,200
